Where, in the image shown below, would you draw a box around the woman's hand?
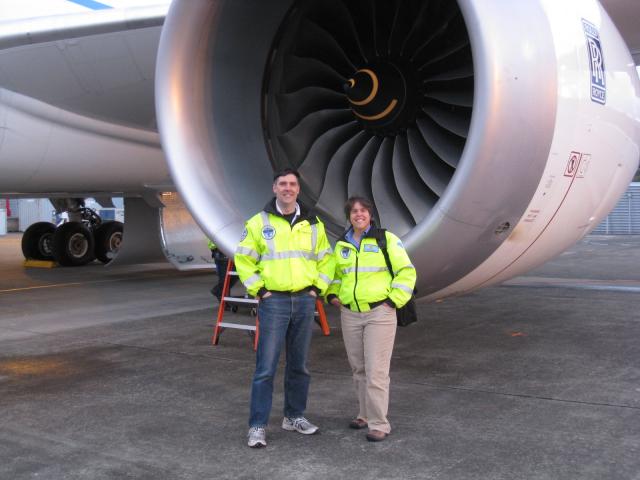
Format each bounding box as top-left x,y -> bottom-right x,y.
330,298 -> 342,308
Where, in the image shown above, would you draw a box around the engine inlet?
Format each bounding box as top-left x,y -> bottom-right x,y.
263,0 -> 474,236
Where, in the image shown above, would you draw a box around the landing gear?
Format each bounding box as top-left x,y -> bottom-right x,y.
22,198 -> 125,267
94,221 -> 124,264
21,222 -> 56,260
52,222 -> 95,266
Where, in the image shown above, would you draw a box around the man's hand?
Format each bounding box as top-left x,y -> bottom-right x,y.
260,292 -> 272,300
308,289 -> 318,298
330,298 -> 341,308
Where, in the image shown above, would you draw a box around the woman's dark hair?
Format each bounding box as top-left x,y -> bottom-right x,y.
344,196 -> 375,220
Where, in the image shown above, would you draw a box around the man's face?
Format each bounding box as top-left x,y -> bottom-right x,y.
273,173 -> 300,206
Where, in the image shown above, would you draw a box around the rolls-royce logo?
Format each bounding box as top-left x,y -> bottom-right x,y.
582,19 -> 606,105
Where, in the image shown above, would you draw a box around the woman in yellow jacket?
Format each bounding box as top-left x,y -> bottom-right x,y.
326,197 -> 416,442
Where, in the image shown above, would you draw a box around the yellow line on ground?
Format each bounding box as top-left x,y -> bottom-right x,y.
0,270 -> 190,294
0,280 -> 117,294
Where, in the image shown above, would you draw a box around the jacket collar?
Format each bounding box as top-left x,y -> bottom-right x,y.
338,225 -> 383,243
263,197 -> 318,225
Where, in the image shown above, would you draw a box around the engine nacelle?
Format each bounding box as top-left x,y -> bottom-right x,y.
156,0 -> 640,300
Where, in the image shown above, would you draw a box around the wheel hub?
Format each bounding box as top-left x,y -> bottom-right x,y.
39,234 -> 53,257
109,232 -> 122,251
68,233 -> 89,258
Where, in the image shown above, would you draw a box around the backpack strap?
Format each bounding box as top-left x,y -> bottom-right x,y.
373,228 -> 394,278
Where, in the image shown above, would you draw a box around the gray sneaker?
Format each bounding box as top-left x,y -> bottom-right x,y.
282,416 -> 319,435
247,427 -> 267,448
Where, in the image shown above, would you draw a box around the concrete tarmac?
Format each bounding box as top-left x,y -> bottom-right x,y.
0,233 -> 639,479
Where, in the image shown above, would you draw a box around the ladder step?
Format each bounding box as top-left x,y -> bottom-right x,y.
218,322 -> 256,331
223,297 -> 321,311
223,297 -> 258,304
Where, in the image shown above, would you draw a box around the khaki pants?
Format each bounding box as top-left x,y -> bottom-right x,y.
340,305 -> 397,433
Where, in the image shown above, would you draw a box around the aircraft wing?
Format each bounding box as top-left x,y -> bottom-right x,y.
0,2 -> 211,270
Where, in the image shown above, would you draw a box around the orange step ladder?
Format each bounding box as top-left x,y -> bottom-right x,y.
212,260 -> 330,351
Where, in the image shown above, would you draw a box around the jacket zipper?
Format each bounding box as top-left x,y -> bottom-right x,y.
353,245 -> 361,312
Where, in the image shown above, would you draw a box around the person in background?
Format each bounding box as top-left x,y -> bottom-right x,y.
208,239 -> 237,301
234,168 -> 334,448
326,196 -> 416,442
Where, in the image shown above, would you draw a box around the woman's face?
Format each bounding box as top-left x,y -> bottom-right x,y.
349,202 -> 371,231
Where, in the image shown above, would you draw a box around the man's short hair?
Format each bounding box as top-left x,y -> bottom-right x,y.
273,168 -> 301,183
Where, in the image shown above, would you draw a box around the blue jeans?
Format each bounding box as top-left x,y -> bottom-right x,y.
249,292 -> 316,427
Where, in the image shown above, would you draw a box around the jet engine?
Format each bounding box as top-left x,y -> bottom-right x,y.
155,0 -> 640,300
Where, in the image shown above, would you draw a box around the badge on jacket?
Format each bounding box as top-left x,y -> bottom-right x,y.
341,247 -> 350,259
364,244 -> 379,253
262,226 -> 276,240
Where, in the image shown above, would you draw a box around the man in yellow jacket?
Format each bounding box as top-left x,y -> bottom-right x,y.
235,168 -> 334,448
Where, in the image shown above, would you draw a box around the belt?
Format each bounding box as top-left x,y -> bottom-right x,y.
349,299 -> 387,311
268,287 -> 313,296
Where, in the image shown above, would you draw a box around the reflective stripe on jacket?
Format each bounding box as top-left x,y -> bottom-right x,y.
234,203 -> 334,297
326,228 -> 416,311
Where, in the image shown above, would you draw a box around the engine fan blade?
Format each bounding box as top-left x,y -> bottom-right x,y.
295,19 -> 356,77
423,65 -> 474,82
282,55 -> 346,93
418,39 -> 470,71
406,126 -> 452,197
306,0 -> 368,64
275,86 -> 348,132
347,135 -> 383,208
298,121 -> 363,197
278,109 -> 355,168
416,116 -> 464,168
371,136 -> 415,234
409,5 -> 461,63
316,131 -> 373,221
424,88 -> 473,108
391,133 -> 437,222
422,102 -> 470,139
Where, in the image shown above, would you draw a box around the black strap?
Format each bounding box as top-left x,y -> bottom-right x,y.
373,229 -> 394,277
374,228 -> 417,298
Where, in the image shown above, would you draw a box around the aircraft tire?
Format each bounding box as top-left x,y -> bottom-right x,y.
94,221 -> 123,264
53,222 -> 95,266
21,222 -> 56,260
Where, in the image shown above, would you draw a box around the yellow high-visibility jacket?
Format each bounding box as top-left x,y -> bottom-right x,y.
234,200 -> 334,297
326,227 -> 416,312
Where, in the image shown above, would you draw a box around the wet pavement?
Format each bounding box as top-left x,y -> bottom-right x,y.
0,233 -> 639,479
